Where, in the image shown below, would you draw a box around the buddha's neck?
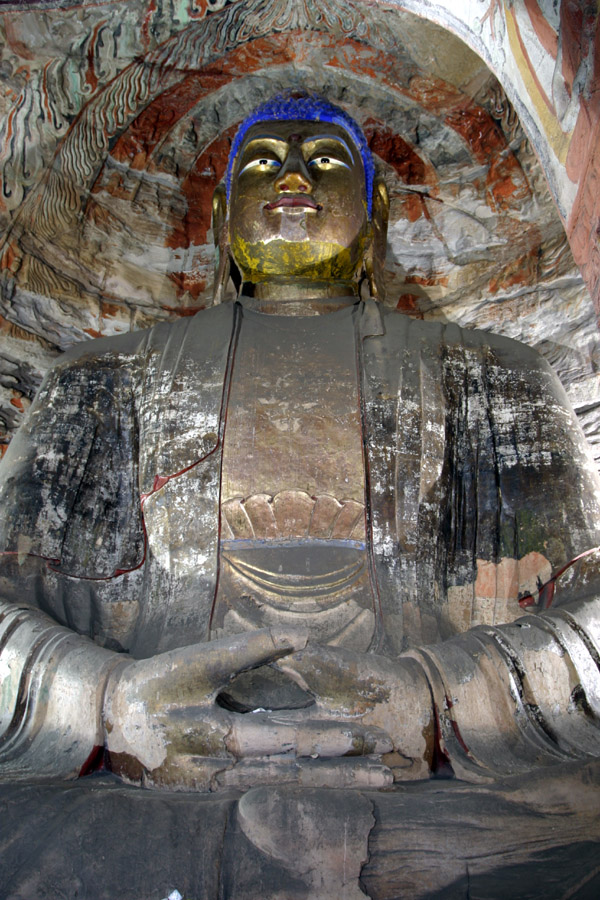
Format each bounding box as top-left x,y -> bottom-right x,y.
238,295 -> 356,316
239,279 -> 359,316
243,278 -> 358,300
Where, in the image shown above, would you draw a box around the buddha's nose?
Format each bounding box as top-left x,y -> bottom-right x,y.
275,152 -> 313,194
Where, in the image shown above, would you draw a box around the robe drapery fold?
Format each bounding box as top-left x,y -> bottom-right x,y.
1,300 -> 599,657
1,300 -> 600,782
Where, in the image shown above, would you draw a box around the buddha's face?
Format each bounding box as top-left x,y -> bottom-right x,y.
228,119 -> 370,288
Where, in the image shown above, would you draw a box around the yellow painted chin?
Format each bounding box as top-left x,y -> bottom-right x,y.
231,236 -> 367,283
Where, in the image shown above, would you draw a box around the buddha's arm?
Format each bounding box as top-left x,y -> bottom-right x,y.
275,594 -> 600,783
0,354 -> 140,780
0,601 -> 394,788
0,602 -> 293,782
409,339 -> 600,779
0,598 -> 287,781
409,596 -> 600,780
0,599 -> 120,777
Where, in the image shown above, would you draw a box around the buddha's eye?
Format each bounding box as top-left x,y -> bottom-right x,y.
239,157 -> 282,174
308,155 -> 350,170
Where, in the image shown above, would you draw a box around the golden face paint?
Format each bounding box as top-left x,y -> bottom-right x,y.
229,120 -> 370,296
231,235 -> 370,283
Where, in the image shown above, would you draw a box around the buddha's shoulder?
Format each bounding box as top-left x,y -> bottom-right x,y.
379,306 -> 548,372
56,304 -> 235,370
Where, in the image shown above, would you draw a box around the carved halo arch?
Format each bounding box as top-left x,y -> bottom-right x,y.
1,0 -> 598,462
2,1 -> 552,334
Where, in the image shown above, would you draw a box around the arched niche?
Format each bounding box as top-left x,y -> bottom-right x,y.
0,0 -> 598,457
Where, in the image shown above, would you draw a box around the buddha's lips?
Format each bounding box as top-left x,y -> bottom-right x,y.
264,197 -> 321,211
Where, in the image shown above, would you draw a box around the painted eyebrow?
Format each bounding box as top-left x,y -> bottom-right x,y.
239,135 -> 288,154
301,134 -> 354,158
240,134 -> 354,158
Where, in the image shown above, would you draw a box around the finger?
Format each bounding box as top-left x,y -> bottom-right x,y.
206,626 -> 310,689
165,706 -> 234,757
212,757 -> 394,791
143,756 -> 234,792
273,644 -> 397,714
155,626 -> 309,695
297,758 -> 393,789
226,713 -> 393,758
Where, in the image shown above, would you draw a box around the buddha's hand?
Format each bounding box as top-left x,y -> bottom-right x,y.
273,644 -> 435,781
102,627 -> 393,791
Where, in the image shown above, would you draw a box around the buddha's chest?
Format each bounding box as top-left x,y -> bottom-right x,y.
211,307 -> 375,652
220,306 -> 365,506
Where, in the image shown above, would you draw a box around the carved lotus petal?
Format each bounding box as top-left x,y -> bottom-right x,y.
310,495 -> 343,538
222,498 -> 254,539
272,491 -> 314,538
331,499 -> 364,539
223,491 -> 365,541
243,493 -> 279,539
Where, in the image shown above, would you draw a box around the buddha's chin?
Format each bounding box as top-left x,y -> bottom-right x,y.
232,237 -> 366,285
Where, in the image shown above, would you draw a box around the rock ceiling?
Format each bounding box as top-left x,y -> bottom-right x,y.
0,0 -> 599,460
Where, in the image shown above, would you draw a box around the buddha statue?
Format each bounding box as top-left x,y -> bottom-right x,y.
1,94 -> 599,898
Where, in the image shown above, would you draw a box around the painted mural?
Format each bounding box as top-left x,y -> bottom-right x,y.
0,0 -> 598,461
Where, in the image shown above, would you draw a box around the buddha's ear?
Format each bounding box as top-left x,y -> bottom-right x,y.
364,176 -> 389,301
212,183 -> 230,305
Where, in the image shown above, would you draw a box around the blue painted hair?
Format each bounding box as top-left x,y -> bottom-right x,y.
226,93 -> 375,216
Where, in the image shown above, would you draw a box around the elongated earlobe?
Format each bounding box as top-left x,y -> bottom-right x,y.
365,177 -> 389,301
361,176 -> 390,302
358,226 -> 375,299
212,184 -> 230,305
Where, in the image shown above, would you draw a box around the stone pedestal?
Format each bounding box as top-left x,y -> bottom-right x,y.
2,761 -> 599,899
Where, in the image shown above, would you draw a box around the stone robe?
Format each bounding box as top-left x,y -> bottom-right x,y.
1,300 -> 600,898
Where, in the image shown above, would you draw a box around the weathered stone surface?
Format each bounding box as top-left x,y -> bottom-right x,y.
1,762 -> 599,899
1,15 -> 600,893
0,0 -> 599,463
3,301 -> 600,789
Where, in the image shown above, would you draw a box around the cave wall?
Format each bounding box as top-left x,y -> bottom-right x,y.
391,0 -> 600,313
0,0 -> 599,458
